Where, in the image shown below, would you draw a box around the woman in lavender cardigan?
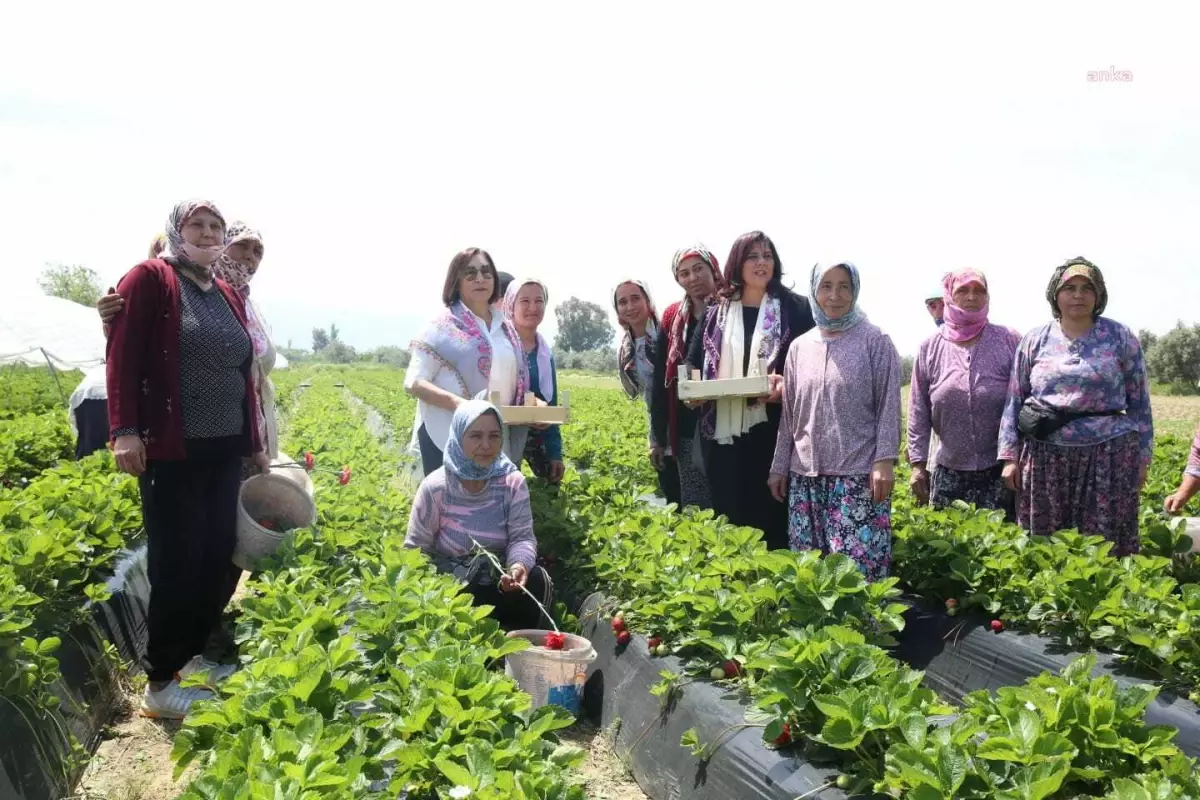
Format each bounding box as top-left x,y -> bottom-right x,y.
769,262 -> 901,581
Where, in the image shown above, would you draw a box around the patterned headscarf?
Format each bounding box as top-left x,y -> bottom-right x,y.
665,245 -> 722,389
613,279 -> 659,399
940,268 -> 989,343
502,278 -> 555,402
1047,257 -> 1107,320
810,262 -> 865,332
212,221 -> 264,291
443,400 -> 518,481
163,199 -> 227,277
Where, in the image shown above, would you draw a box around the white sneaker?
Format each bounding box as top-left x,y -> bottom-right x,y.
140,680 -> 214,719
176,656 -> 238,689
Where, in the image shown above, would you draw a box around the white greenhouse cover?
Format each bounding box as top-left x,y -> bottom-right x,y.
274,351 -> 289,370
0,293 -> 107,369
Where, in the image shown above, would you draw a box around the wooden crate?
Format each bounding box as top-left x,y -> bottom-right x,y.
676,366 -> 769,401
488,391 -> 571,425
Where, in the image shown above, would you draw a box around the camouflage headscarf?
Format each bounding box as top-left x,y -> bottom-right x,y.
1046,256 -> 1107,320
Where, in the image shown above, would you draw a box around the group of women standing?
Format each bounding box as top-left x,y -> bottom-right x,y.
103,199 -> 278,719
619,238 -> 1163,582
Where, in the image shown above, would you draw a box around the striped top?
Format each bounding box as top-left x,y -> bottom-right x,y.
404,466 -> 537,570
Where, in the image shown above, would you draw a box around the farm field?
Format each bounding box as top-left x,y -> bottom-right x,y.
3,362 -> 1200,800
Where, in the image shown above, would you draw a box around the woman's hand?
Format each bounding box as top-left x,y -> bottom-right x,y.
910,464 -> 930,507
97,289 -> 123,323
253,452 -> 271,474
649,444 -> 665,471
548,460 -> 565,483
871,460 -> 895,503
1165,490 -> 1188,515
768,473 -> 788,503
530,398 -> 550,430
765,373 -> 784,403
500,563 -> 529,593
1002,460 -> 1020,492
113,434 -> 146,475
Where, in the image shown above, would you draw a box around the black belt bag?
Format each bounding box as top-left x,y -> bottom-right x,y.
1017,400 -> 1124,442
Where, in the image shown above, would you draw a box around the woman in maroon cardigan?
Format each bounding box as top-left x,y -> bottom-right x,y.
107,199 -> 267,719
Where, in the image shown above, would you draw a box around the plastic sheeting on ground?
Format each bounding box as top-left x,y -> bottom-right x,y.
891,596 -> 1200,757
0,293 -> 107,370
0,545 -> 149,800
579,593 -> 850,800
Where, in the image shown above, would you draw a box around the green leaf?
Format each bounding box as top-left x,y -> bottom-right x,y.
433,757 -> 476,789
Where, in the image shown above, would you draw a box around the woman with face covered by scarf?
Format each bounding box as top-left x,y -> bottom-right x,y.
685,232 -> 816,550
405,400 -> 552,630
649,245 -> 721,511
768,262 -> 901,581
907,269 -> 1021,518
106,200 -> 267,719
998,258 -> 1153,555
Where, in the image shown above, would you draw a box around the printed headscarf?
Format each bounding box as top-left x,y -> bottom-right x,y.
443,400 -> 518,481
613,279 -> 659,399
212,221 -> 264,291
502,278 -> 555,402
940,268 -> 989,343
207,221 -> 271,359
163,199 -> 227,277
665,245 -> 722,389
810,262 -> 865,333
1047,257 -> 1107,320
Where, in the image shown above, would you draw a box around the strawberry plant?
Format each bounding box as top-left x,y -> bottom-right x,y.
0,411 -> 74,487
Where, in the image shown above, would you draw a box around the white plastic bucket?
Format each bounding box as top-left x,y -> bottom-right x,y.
232,473 -> 317,571
273,451 -> 315,498
504,630 -> 596,716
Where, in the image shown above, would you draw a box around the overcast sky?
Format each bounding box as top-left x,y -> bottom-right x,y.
3,1 -> 1197,357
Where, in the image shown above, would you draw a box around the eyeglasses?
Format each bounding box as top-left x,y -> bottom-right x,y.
462,267 -> 495,281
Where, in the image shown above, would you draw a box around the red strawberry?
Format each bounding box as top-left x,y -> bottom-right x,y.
338,466 -> 352,486
945,598 -> 958,609
616,630 -> 631,646
990,619 -> 1004,633
773,723 -> 792,746
543,632 -> 566,650
256,517 -> 276,530
647,636 -> 662,650
611,616 -> 626,633
722,659 -> 742,678
304,452 -> 315,471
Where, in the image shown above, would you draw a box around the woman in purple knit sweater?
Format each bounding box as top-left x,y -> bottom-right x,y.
405,399 -> 552,630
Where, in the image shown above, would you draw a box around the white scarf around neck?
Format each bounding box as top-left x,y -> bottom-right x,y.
713,298 -> 772,445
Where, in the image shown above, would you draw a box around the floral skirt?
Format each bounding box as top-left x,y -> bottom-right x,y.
787,474 -> 891,582
931,463 -> 1015,521
676,430 -> 712,510
1016,432 -> 1141,556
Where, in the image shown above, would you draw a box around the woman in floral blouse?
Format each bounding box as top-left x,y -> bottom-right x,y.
998,258 -> 1153,555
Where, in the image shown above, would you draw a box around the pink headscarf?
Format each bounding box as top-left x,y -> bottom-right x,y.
940,268 -> 989,343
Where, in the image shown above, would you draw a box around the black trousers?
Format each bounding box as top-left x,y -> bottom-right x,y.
463,565 -> 554,631
656,455 -> 681,508
74,399 -> 110,460
704,421 -> 789,550
418,424 -> 443,477
139,437 -> 243,682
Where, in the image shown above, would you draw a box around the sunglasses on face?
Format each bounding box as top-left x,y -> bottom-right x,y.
462,267 -> 495,281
